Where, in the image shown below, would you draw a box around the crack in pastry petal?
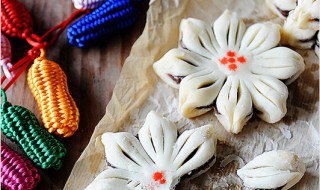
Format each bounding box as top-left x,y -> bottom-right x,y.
251,47 -> 305,84
180,18 -> 218,58
179,69 -> 226,118
237,150 -> 305,190
153,48 -> 210,88
102,133 -> 154,173
139,112 -> 177,168
213,10 -> 246,50
243,75 -> 288,123
85,169 -> 142,190
240,23 -> 281,55
216,76 -> 253,134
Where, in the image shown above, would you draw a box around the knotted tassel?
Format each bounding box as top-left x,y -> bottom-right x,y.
1,142 -> 40,190
67,0 -> 142,47
72,0 -> 107,9
1,90 -> 67,170
1,34 -> 15,80
27,49 -> 80,138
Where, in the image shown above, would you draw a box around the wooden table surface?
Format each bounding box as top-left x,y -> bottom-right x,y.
2,0 -> 149,189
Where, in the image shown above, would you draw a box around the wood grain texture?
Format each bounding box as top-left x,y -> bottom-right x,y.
2,0 -> 149,189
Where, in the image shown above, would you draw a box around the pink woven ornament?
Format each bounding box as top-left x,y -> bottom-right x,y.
72,0 -> 106,9
1,34 -> 15,79
1,142 -> 40,190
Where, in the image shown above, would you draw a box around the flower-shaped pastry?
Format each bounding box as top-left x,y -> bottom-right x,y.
153,10 -> 305,134
237,150 -> 305,189
281,0 -> 319,49
86,111 -> 217,190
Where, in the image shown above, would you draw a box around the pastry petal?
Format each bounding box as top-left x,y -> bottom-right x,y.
179,69 -> 226,118
138,111 -> 177,168
102,132 -> 154,173
237,150 -> 306,190
216,76 -> 252,134
213,10 -> 246,51
170,124 -> 217,177
179,18 -> 218,58
244,75 -> 288,123
85,169 -> 141,190
153,48 -> 211,88
240,22 -> 281,55
251,47 -> 305,84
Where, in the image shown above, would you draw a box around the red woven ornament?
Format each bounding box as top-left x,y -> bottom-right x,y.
1,141 -> 40,190
1,0 -> 34,40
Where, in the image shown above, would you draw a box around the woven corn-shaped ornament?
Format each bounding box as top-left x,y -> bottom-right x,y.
1,141 -> 40,190
67,0 -> 141,47
27,49 -> 79,138
1,90 -> 67,170
1,0 -> 33,39
72,0 -> 106,9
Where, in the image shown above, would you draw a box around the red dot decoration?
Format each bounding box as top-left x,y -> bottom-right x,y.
228,64 -> 237,71
219,51 -> 246,71
237,56 -> 246,63
219,57 -> 228,65
153,171 -> 166,184
227,51 -> 236,57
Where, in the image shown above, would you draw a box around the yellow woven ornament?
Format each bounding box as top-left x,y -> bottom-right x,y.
27,49 -> 79,138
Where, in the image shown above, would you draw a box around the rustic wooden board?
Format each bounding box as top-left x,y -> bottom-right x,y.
2,0 -> 149,189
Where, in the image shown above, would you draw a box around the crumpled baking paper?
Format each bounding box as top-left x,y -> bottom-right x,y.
64,0 -> 319,189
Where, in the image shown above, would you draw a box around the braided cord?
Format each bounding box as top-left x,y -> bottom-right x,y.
1,142 -> 40,190
1,0 -> 33,38
27,50 -> 80,138
1,90 -> 67,170
67,0 -> 141,47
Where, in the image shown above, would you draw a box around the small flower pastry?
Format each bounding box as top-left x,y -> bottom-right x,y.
237,150 -> 306,190
281,0 -> 319,49
86,111 -> 217,190
265,0 -> 298,18
153,10 -> 305,134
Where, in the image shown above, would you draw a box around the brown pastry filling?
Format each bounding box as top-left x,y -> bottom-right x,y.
256,185 -> 285,190
276,6 -> 291,17
196,101 -> 215,109
299,32 -> 318,43
167,74 -> 185,84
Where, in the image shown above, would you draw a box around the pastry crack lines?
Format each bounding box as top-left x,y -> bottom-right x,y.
86,111 -> 217,190
153,10 -> 305,134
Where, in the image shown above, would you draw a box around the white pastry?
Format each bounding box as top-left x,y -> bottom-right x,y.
237,150 -> 306,190
86,111 -> 217,190
265,0 -> 297,18
281,0 -> 319,49
153,10 -> 305,134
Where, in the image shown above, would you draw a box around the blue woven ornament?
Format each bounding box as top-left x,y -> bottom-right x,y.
67,0 -> 142,47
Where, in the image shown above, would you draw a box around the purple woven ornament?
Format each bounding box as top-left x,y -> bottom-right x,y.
72,0 -> 106,9
1,142 -> 40,190
1,33 -> 15,79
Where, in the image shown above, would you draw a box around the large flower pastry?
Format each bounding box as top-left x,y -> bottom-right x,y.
153,10 -> 305,134
86,111 -> 217,190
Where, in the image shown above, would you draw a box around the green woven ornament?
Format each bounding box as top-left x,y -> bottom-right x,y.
1,89 -> 67,170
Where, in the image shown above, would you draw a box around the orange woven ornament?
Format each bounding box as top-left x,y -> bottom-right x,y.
27,49 -> 79,138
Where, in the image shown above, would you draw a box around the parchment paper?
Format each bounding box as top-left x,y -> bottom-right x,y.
64,0 -> 319,189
